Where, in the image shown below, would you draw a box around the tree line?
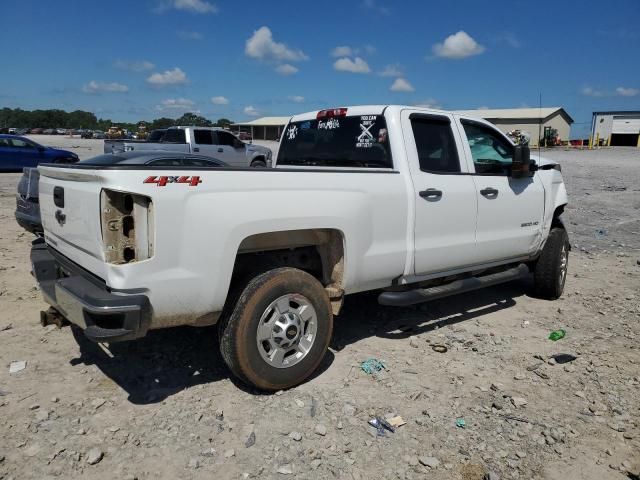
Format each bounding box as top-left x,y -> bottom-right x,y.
0,108 -> 234,131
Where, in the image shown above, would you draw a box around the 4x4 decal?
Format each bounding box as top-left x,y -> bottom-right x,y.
143,175 -> 202,187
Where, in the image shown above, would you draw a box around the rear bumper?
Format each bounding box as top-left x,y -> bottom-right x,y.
30,239 -> 151,342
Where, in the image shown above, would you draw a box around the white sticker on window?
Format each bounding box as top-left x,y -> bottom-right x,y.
356,115 -> 377,148
318,118 -> 340,130
286,125 -> 298,140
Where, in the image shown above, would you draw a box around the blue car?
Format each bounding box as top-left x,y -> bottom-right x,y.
0,135 -> 79,172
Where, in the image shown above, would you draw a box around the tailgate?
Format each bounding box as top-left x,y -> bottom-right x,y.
38,166 -> 107,278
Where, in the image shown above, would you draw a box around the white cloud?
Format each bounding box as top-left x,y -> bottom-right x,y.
156,98 -> 196,112
289,95 -> 305,103
390,78 -> 414,92
362,0 -> 389,15
414,98 -> 442,109
331,46 -> 354,57
616,86 -> 639,97
432,31 -> 485,59
113,59 -> 155,72
581,86 -> 606,97
177,30 -> 203,40
146,67 -> 188,87
155,0 -> 217,14
210,96 -> 229,105
379,64 -> 403,77
82,81 -> 129,94
244,106 -> 260,117
333,57 -> 371,74
245,26 -> 308,62
275,63 -> 298,75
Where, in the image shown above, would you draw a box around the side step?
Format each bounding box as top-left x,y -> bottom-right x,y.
378,264 -> 529,307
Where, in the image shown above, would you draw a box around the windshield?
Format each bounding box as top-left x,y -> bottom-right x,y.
277,114 -> 393,168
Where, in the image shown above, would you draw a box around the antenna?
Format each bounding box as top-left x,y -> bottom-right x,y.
538,92 -> 542,157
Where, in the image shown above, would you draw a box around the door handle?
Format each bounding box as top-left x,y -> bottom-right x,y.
419,188 -> 442,199
193,147 -> 200,152
217,148 -> 223,153
480,187 -> 499,197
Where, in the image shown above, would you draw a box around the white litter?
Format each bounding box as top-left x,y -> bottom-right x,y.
9,361 -> 27,374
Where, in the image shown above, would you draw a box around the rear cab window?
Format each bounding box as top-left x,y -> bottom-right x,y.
277,112 -> 393,169
161,129 -> 187,144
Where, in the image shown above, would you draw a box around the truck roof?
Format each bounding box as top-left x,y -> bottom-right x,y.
289,105 -> 451,122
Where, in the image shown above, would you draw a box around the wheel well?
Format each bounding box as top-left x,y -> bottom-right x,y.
229,229 -> 345,314
251,156 -> 266,165
552,205 -> 566,229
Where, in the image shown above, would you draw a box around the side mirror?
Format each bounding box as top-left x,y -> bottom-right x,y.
511,145 -> 533,178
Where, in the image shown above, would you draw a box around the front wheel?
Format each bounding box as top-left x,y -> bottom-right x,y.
219,268 -> 333,390
250,159 -> 266,168
532,227 -> 569,299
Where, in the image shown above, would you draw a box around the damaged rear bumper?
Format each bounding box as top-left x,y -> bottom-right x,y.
30,239 -> 150,342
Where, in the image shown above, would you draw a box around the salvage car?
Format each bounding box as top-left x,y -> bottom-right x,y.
30,105 -> 569,390
0,135 -> 78,172
15,151 -> 226,235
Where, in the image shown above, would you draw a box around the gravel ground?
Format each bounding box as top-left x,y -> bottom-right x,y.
0,140 -> 639,480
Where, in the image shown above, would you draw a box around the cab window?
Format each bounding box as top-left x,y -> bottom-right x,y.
147,158 -> 181,166
461,121 -> 513,175
216,131 -> 237,147
194,130 -> 214,145
410,116 -> 460,173
10,138 -> 35,149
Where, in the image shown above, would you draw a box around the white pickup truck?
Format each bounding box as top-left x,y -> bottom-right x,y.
31,105 -> 569,390
104,126 -> 273,168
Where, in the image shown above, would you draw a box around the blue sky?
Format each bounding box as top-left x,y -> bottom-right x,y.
1,0 -> 638,136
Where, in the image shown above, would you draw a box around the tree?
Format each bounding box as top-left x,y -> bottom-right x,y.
149,117 -> 175,130
175,112 -> 212,127
214,118 -> 234,128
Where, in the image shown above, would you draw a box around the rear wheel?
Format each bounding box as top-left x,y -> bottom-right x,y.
219,268 -> 332,390
533,227 -> 569,299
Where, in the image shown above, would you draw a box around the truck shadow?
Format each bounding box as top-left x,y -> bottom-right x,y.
70,277 -> 530,404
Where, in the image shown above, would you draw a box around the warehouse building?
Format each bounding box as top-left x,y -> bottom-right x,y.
455,107 -> 573,147
591,111 -> 640,146
232,116 -> 290,141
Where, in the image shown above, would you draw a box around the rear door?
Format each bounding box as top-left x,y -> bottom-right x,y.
402,111 -> 479,274
192,129 -> 219,159
215,130 -> 247,167
456,117 -> 544,262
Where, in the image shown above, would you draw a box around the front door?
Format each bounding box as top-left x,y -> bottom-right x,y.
402,111 -> 479,275
457,118 -> 545,263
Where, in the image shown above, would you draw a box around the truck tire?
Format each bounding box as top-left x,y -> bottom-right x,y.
532,227 -> 569,299
250,158 -> 266,168
219,268 -> 333,390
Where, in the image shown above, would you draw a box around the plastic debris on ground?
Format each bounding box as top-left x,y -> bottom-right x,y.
550,353 -> 577,364
455,418 -> 466,428
368,417 -> 396,436
387,416 -> 406,428
9,361 -> 26,374
360,358 -> 387,375
548,329 -> 566,341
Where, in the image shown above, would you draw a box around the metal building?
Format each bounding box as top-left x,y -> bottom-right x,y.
591,111 -> 640,146
455,107 -> 573,147
232,116 -> 290,141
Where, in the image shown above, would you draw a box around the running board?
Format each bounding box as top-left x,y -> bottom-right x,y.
378,264 -> 529,307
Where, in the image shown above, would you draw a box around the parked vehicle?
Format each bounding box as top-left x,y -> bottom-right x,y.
238,131 -> 253,142
30,128 -> 44,134
30,105 -> 569,390
81,130 -> 94,139
42,129 -> 56,135
92,130 -> 106,139
0,135 -> 78,172
16,128 -> 30,135
104,126 -> 272,167
15,151 -> 226,235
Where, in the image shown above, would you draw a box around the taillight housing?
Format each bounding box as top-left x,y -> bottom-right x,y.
316,108 -> 348,119
101,189 -> 154,264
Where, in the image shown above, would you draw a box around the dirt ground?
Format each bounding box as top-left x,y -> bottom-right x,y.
0,139 -> 639,480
